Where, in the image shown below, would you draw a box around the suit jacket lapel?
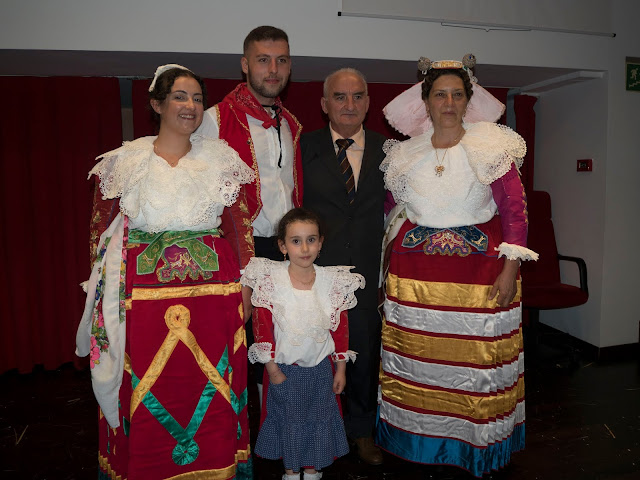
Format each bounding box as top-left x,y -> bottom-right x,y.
358,128 -> 376,186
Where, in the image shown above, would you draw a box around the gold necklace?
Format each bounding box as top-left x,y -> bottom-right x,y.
153,142 -> 190,167
289,268 -> 316,287
434,148 -> 448,177
433,129 -> 465,177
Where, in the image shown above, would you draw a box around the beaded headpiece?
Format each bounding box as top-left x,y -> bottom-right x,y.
382,54 -> 505,137
417,54 -> 478,83
148,64 -> 192,92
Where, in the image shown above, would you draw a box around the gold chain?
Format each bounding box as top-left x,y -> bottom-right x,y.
432,129 -> 465,177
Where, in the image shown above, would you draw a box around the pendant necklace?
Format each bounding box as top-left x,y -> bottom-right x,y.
434,148 -> 448,177
433,129 -> 465,177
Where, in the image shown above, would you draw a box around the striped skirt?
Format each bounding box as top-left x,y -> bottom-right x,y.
376,216 -> 525,478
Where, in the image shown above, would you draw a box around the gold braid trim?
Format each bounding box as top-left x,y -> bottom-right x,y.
281,105 -> 303,205
164,449 -> 251,480
214,104 -> 221,130
130,305 -> 231,417
233,325 -> 246,355
229,104 -> 261,224
131,283 -> 241,302
98,453 -> 123,480
164,465 -> 235,480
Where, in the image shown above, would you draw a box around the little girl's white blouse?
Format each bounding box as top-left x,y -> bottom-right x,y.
241,258 -> 364,367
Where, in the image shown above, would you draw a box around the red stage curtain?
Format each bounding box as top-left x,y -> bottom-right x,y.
0,75 -> 529,375
0,77 -> 122,374
514,95 -> 538,192
132,78 -> 511,142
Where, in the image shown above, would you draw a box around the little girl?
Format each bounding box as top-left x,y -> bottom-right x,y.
241,207 -> 364,480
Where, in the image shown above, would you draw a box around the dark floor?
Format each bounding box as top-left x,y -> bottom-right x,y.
1,328 -> 639,480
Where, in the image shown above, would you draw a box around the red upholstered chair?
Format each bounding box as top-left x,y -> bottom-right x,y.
520,191 -> 589,349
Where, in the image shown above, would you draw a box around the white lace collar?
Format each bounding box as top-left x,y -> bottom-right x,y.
89,134 -> 255,233
381,122 -> 526,201
241,258 -> 365,344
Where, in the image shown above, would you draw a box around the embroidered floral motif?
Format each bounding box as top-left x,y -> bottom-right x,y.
90,238 -> 111,368
403,224 -> 489,257
423,230 -> 471,257
157,245 -> 214,283
131,230 -> 219,276
90,210 -> 102,265
119,219 -> 128,323
90,336 -> 100,368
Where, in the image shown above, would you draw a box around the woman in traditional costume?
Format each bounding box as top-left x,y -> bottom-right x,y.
76,64 -> 255,479
376,55 -> 538,477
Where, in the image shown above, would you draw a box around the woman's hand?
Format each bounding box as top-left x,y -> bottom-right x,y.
488,259 -> 519,307
266,361 -> 286,385
333,361 -> 347,394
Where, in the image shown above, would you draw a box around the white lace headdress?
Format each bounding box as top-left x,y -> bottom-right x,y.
383,54 -> 505,138
148,64 -> 192,92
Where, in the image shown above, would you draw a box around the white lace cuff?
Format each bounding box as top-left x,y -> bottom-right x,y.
332,350 -> 358,363
496,242 -> 539,261
248,342 -> 274,364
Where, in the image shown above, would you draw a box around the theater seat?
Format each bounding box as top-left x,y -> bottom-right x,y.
520,191 -> 589,352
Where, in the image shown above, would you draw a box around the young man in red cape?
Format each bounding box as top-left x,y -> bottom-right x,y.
196,25 -> 303,407
197,25 -> 302,313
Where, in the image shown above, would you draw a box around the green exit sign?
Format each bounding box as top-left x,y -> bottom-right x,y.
627,62 -> 640,92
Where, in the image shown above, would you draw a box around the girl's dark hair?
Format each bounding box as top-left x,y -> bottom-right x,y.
421,68 -> 474,101
276,208 -> 324,243
148,68 -> 208,125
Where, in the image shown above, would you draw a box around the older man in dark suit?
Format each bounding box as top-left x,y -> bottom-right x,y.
301,68 -> 386,465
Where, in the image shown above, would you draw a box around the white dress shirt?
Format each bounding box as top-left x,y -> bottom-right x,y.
197,107 -> 295,237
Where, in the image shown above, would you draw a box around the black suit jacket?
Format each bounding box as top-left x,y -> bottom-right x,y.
302,126 -> 387,308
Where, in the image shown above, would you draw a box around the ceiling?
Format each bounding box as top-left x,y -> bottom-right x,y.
0,49 -> 604,94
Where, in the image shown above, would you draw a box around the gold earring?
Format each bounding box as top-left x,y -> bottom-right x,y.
283,252 -> 287,261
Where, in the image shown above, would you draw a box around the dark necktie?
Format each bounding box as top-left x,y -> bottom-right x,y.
336,138 -> 356,204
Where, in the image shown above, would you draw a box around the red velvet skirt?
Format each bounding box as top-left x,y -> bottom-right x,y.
98,230 -> 251,480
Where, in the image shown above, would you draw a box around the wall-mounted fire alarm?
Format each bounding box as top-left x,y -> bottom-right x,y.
577,159 -> 593,172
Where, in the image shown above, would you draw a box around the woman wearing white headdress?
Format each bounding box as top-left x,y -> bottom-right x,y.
76,65 -> 255,479
376,55 -> 538,477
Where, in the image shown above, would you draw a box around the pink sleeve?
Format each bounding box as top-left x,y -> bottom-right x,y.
330,310 -> 350,361
490,163 -> 528,247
